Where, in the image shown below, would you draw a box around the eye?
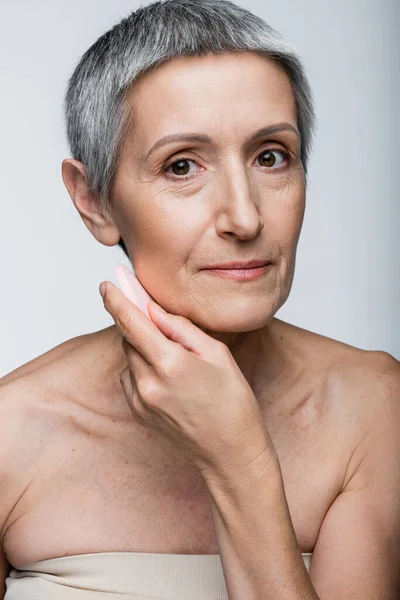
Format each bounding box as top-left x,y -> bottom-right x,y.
163,148 -> 290,182
165,158 -> 198,180
256,149 -> 289,169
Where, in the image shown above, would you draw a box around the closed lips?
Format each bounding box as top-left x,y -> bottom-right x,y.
204,260 -> 270,269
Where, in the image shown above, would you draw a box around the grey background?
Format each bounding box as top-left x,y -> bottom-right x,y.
0,0 -> 399,379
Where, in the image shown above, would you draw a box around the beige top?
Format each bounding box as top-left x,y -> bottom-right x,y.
5,551 -> 312,599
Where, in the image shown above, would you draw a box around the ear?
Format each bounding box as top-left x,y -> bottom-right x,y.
61,158 -> 121,247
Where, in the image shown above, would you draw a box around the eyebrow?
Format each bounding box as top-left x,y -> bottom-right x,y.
145,122 -> 300,160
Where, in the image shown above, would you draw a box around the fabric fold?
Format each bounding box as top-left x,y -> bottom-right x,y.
6,550 -> 312,600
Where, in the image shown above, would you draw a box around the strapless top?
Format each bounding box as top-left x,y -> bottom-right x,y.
5,551 -> 313,599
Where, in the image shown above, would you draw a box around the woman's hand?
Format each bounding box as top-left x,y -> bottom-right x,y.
100,281 -> 276,480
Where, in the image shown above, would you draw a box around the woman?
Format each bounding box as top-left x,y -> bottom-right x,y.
1,0 -> 399,598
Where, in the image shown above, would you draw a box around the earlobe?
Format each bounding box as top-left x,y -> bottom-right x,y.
61,158 -> 121,247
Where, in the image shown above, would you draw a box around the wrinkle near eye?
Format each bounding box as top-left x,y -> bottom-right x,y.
144,140 -> 300,180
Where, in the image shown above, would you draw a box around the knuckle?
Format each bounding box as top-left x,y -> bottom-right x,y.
217,340 -> 230,358
177,315 -> 189,326
115,310 -> 134,337
158,347 -> 183,378
137,377 -> 160,404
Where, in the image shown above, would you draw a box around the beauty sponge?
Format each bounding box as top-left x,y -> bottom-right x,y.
113,265 -> 155,319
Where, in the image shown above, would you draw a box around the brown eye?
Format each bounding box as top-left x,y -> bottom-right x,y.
169,159 -> 193,177
258,149 -> 287,169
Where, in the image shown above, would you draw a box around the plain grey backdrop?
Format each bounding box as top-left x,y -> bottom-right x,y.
0,0 -> 399,378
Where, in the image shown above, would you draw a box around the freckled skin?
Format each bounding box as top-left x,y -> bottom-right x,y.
0,52 -> 377,571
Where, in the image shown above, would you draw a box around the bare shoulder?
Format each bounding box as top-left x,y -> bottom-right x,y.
307,349 -> 400,597
333,343 -> 399,381
286,316 -> 399,392
326,346 -> 400,492
277,316 -> 399,404
0,331 -> 90,387
350,347 -> 400,442
331,347 -> 400,417
284,317 -> 400,452
323,336 -> 399,429
0,333 -> 94,541
0,378 -> 43,559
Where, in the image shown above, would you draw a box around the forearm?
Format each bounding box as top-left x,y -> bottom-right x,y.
201,452 -> 320,600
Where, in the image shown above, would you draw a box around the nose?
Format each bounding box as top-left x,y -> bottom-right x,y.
214,163 -> 264,240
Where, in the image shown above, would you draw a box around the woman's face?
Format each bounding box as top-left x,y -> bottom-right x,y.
109,52 -> 305,335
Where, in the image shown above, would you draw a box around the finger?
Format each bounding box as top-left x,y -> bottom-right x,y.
101,281 -> 175,368
121,336 -> 149,371
121,337 -> 162,411
119,365 -> 148,423
120,364 -> 134,397
148,301 -> 228,362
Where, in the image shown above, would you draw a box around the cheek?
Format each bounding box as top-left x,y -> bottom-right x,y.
151,201 -> 206,250
288,196 -> 305,236
274,183 -> 305,236
134,211 -> 198,268
264,196 -> 305,242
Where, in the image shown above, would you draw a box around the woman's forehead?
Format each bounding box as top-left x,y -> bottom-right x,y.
129,52 -> 293,108
125,53 -> 297,154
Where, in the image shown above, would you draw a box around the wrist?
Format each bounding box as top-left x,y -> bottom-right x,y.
199,440 -> 281,495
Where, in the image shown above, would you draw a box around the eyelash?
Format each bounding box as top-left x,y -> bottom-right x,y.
163,148 -> 291,182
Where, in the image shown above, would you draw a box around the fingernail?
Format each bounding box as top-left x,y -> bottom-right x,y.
99,282 -> 107,299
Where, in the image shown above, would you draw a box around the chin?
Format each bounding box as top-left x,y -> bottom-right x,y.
194,312 -> 272,334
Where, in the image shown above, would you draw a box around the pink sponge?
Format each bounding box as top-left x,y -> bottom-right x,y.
113,265 -> 155,319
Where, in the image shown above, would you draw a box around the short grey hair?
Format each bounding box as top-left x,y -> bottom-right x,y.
63,0 -> 317,259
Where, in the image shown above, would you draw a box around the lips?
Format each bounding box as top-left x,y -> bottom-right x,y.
204,259 -> 270,270
204,263 -> 272,280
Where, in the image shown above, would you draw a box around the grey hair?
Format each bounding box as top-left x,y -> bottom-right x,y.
63,0 -> 317,259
